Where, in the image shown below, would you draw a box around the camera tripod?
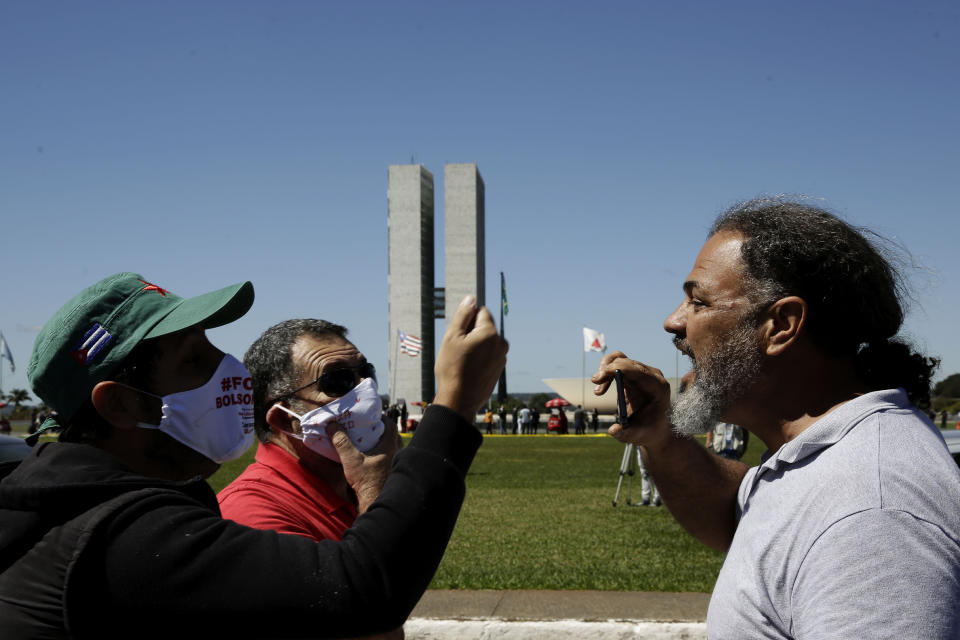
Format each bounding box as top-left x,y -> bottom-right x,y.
612,443 -> 641,507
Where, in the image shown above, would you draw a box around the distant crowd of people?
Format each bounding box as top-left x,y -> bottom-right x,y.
480,403 -> 605,435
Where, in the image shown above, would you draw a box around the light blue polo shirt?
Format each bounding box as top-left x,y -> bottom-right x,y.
707,389 -> 960,639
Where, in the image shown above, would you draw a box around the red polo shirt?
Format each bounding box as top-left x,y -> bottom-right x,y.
218,441 -> 357,541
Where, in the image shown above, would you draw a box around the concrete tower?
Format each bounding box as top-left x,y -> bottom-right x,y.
444,163 -> 486,319
387,165 -> 436,405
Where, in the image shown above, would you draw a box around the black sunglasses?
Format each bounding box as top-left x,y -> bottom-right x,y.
270,362 -> 376,404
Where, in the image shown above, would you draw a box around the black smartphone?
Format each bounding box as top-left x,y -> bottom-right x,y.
614,369 -> 628,426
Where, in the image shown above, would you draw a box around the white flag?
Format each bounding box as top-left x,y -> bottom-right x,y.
0,332 -> 13,373
583,327 -> 606,353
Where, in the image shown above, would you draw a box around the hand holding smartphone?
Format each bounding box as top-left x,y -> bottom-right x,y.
614,369 -> 629,426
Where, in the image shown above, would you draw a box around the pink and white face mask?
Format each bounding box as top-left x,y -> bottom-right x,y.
274,377 -> 385,463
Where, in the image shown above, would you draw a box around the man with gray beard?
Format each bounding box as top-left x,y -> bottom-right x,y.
592,198 -> 960,639
669,319 -> 764,438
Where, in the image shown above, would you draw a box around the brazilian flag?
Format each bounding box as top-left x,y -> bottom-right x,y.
501,272 -> 508,316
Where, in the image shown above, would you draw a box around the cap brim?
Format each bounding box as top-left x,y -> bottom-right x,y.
144,281 -> 254,339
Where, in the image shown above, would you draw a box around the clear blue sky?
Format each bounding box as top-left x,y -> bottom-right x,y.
2,1 -> 958,401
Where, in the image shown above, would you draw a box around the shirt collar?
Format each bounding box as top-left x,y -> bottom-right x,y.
254,441 -> 356,514
755,388 -> 909,477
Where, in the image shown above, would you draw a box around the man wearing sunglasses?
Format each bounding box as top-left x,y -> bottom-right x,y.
219,319 -> 397,542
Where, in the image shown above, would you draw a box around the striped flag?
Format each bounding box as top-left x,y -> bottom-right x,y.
70,323 -> 113,367
398,330 -> 423,357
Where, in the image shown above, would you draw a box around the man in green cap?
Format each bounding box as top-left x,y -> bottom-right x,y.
0,273 -> 507,638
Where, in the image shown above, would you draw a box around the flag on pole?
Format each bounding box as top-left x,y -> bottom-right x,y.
583,327 -> 606,353
398,330 -> 423,357
0,332 -> 14,373
500,272 -> 508,316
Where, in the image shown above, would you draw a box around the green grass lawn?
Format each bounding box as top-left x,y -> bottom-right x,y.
210,431 -> 768,592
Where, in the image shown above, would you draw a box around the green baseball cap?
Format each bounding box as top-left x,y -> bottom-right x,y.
27,272 -> 255,427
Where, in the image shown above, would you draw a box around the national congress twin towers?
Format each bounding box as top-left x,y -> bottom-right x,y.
388,163 -> 486,405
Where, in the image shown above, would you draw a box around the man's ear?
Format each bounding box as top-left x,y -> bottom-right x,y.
760,296 -> 807,357
266,404 -> 297,437
90,381 -> 143,430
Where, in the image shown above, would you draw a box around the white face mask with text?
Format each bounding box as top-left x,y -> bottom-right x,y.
274,377 -> 385,463
133,353 -> 255,464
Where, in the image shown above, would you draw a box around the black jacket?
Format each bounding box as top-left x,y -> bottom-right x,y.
0,405 -> 481,639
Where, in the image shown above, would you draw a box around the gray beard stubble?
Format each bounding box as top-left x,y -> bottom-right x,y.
671,320 -> 764,437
